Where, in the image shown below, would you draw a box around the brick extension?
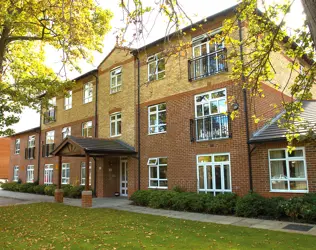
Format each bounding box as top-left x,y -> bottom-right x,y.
81,191 -> 93,208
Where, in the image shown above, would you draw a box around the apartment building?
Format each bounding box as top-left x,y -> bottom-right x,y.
8,5 -> 316,206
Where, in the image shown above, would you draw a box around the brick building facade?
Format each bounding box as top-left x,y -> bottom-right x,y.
8,6 -> 315,205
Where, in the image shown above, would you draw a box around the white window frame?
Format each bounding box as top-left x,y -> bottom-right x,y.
268,147 -> 308,193
64,90 -> 72,110
196,153 -> 232,195
62,127 -> 71,139
110,112 -> 122,137
82,121 -> 92,138
15,139 -> 20,154
80,162 -> 92,186
148,103 -> 167,134
110,66 -> 122,94
13,165 -> 19,182
147,53 -> 165,82
83,82 -> 93,104
26,165 -> 34,183
61,163 -> 70,184
44,164 -> 54,185
28,135 -> 36,148
46,131 -> 55,144
148,157 -> 168,189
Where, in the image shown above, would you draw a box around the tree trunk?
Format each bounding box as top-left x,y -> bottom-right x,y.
0,25 -> 11,79
301,0 -> 316,47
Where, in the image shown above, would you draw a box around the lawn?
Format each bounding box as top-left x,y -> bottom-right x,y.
0,203 -> 315,249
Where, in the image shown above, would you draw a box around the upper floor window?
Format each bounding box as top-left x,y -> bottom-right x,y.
15,139 -> 20,154
269,148 -> 308,193
110,67 -> 122,94
26,165 -> 34,183
194,89 -> 229,141
148,157 -> 168,189
62,127 -> 71,139
81,162 -> 92,185
82,121 -> 92,138
64,90 -> 72,110
62,163 -> 70,184
83,82 -> 93,104
148,103 -> 166,134
28,135 -> 35,148
44,97 -> 57,124
13,165 -> 19,182
46,131 -> 55,144
147,53 -> 165,82
189,29 -> 227,81
110,113 -> 122,137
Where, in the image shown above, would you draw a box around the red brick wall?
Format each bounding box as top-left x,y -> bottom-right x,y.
0,138 -> 10,179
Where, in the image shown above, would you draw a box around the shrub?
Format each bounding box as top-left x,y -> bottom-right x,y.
172,186 -> 185,193
235,192 -> 267,217
68,185 -> 84,198
300,203 -> 316,222
206,193 -> 237,215
282,197 -> 304,220
186,193 -> 207,212
18,183 -> 35,193
61,184 -> 72,197
149,191 -> 177,209
130,190 -> 153,206
33,185 -> 46,194
170,192 -> 197,211
1,182 -> 19,191
44,185 -> 56,196
264,197 -> 286,219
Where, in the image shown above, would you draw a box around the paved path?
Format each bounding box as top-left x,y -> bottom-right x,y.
1,189 -> 315,236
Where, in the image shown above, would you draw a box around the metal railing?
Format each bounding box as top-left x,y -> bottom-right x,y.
43,107 -> 56,124
25,147 -> 35,159
42,144 -> 55,157
190,113 -> 231,142
188,48 -> 228,81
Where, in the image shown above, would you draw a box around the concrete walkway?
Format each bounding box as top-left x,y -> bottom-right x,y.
0,189 -> 315,236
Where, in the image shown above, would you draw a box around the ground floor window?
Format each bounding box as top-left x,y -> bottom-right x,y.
62,163 -> 70,184
13,166 -> 19,182
148,157 -> 168,188
197,153 -> 231,195
26,165 -> 34,183
81,162 -> 92,185
269,148 -> 308,192
44,164 -> 54,184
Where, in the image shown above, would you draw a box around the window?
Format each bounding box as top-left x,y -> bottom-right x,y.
62,163 -> 70,184
28,135 -> 35,148
269,148 -> 308,193
13,166 -> 19,182
148,157 -> 168,188
62,127 -> 71,139
82,121 -> 92,138
26,165 -> 34,183
148,103 -> 166,134
110,67 -> 122,94
15,139 -> 20,154
83,82 -> 93,103
81,162 -> 92,185
110,113 -> 122,137
197,153 -> 231,195
64,90 -> 72,110
49,97 -> 56,107
46,131 -> 55,144
147,53 -> 165,81
194,89 -> 229,141
44,164 -> 53,184
44,98 -> 56,124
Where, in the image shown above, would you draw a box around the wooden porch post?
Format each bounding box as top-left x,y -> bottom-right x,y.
55,155 -> 64,203
85,154 -> 90,191
57,155 -> 62,189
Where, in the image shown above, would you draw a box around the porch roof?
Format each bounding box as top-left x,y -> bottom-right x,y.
52,136 -> 137,157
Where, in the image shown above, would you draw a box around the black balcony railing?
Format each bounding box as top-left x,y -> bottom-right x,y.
25,147 -> 35,159
190,114 -> 231,142
42,144 -> 55,157
43,107 -> 56,124
188,48 -> 228,81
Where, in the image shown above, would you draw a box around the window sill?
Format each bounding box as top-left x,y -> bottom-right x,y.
83,101 -> 93,105
110,134 -> 122,138
148,131 -> 167,136
148,186 -> 168,190
270,190 -> 308,194
146,76 -> 166,84
110,90 -> 122,95
64,107 -> 72,111
195,136 -> 230,142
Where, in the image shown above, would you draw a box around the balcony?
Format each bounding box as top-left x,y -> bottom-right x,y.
188,48 -> 228,81
190,114 -> 231,142
43,107 -> 56,124
42,144 -> 55,157
25,147 -> 35,159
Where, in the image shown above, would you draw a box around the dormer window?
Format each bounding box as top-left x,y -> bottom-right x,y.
147,53 -> 165,82
110,67 -> 122,94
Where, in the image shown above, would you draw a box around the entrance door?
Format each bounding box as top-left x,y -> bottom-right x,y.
120,159 -> 128,196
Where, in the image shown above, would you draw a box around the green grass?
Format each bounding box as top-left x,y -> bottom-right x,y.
0,203 -> 315,249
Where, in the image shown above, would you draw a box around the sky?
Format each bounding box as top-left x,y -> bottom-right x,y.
10,0 -> 306,133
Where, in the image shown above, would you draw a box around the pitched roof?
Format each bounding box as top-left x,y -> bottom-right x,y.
11,127 -> 41,136
249,101 -> 316,143
52,136 -> 136,156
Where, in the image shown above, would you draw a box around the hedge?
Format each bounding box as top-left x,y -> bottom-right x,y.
0,182 -> 85,198
130,190 -> 316,223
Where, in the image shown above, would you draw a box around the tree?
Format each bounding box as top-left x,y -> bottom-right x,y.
0,0 -> 112,136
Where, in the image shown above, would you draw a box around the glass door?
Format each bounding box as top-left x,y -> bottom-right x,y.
120,159 -> 128,196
